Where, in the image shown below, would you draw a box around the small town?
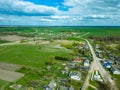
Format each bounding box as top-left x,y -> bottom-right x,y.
0,0 -> 120,90
0,28 -> 120,90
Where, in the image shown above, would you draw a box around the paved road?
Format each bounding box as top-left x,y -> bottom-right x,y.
81,39 -> 117,90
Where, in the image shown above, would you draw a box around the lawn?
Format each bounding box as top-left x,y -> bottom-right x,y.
111,74 -> 120,90
0,44 -> 72,68
87,86 -> 96,90
0,80 -> 8,89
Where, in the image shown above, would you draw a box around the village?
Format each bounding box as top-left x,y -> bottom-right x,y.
0,28 -> 119,90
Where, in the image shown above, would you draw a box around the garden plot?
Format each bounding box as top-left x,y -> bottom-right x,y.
0,35 -> 30,42
0,62 -> 21,71
0,69 -> 24,82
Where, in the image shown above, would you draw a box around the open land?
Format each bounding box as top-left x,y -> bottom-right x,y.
0,26 -> 119,90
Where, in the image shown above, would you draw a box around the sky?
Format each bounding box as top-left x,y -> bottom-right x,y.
0,0 -> 120,26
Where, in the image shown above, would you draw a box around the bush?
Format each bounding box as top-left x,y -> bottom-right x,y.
61,43 -> 73,49
28,80 -> 40,87
55,56 -> 69,61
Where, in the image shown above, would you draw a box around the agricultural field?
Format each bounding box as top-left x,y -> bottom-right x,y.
0,43 -> 72,68
0,38 -> 87,89
0,26 -> 120,37
0,26 -> 119,90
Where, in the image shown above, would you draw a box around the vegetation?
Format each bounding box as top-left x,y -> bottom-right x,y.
87,86 -> 96,90
0,26 -> 119,90
0,80 -> 8,88
0,26 -> 120,37
111,74 -> 120,90
0,44 -> 71,68
88,36 -> 120,41
0,39 -> 10,44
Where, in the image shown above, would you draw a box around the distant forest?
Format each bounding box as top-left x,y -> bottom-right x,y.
88,36 -> 120,41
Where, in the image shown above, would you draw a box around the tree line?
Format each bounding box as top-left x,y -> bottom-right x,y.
88,36 -> 120,41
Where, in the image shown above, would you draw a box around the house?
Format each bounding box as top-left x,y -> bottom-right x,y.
46,66 -> 51,71
69,85 -> 74,90
110,66 -> 120,75
10,84 -> 22,90
67,62 -> 76,68
97,53 -> 102,58
62,67 -> 69,74
96,49 -> 102,53
95,44 -> 100,49
48,80 -> 57,89
44,80 -> 57,90
43,86 -> 52,90
104,61 -> 111,68
74,57 -> 81,63
84,59 -> 89,67
69,71 -> 81,81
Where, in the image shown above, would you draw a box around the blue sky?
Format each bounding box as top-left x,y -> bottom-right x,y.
0,0 -> 120,26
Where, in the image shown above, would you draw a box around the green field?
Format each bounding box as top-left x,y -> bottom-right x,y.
111,74 -> 120,90
0,44 -> 72,68
0,26 -> 119,89
0,26 -> 120,37
0,80 -> 8,88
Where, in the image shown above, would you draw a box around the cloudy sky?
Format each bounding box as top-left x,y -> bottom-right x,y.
0,0 -> 120,26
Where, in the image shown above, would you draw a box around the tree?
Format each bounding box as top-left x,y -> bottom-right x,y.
45,56 -> 56,65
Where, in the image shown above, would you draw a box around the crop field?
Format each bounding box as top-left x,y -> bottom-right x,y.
0,44 -> 72,68
0,80 -> 8,88
0,26 -> 120,37
0,26 -> 119,90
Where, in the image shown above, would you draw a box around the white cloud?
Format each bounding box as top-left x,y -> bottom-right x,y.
51,16 -> 69,19
0,17 -> 4,20
0,0 -> 60,15
0,0 -> 120,26
63,0 -> 120,15
40,18 -> 57,22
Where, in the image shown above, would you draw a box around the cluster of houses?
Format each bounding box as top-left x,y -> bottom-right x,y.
106,51 -> 120,66
95,44 -> 104,58
36,31 -> 79,40
9,42 -> 92,90
103,50 -> 120,75
44,55 -> 92,90
43,79 -> 75,90
101,60 -> 120,75
94,44 -> 120,75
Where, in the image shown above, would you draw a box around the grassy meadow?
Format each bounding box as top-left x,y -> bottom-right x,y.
0,44 -> 72,68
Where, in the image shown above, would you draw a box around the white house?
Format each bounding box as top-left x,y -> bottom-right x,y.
95,44 -> 100,49
110,66 -> 120,75
69,71 -> 81,81
84,59 -> 89,67
48,80 -> 57,90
